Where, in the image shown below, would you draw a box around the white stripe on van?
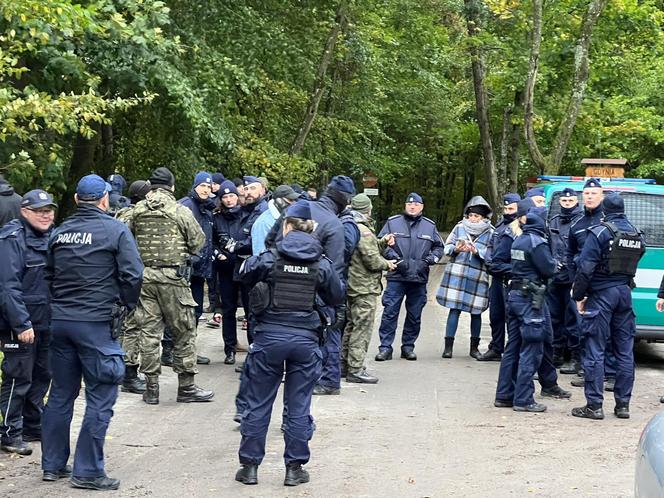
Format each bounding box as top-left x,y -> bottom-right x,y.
634,268 -> 663,289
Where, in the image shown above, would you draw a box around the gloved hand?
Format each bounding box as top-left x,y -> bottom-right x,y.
225,238 -> 237,254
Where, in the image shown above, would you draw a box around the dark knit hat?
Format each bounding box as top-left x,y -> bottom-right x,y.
328,175 -> 356,195
285,199 -> 312,220
351,193 -> 372,214
517,197 -> 535,217
149,167 -> 175,187
601,192 -> 624,215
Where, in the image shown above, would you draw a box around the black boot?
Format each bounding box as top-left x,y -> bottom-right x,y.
121,365 -> 146,394
469,337 -> 481,360
142,377 -> 159,405
235,464 -> 258,485
284,464 -> 310,486
442,337 -> 454,358
70,476 -> 120,491
1,437 -> 32,455
161,344 -> 173,367
176,374 -> 214,402
560,356 -> 581,375
552,348 -> 565,368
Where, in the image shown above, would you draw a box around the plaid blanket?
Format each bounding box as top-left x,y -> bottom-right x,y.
436,222 -> 493,314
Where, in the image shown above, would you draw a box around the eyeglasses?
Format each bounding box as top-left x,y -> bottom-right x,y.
27,208 -> 56,216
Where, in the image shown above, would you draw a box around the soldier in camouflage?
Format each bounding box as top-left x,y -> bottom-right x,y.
341,194 -> 396,384
120,167 -> 214,404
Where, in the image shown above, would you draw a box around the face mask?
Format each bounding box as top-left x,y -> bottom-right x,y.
503,212 -> 517,223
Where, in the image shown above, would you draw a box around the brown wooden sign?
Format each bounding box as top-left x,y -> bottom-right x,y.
584,166 -> 624,178
362,173 -> 378,188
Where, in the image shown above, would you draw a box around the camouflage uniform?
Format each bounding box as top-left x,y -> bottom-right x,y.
121,188 -> 205,379
341,212 -> 392,374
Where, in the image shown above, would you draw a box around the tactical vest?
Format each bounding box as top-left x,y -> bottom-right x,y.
271,251 -> 319,312
132,208 -> 188,267
602,222 -> 645,277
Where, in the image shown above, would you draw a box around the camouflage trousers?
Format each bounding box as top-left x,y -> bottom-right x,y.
341,294 -> 378,374
120,309 -> 140,367
132,282 -> 198,378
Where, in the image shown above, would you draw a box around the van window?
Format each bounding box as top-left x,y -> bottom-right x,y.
622,192 -> 664,247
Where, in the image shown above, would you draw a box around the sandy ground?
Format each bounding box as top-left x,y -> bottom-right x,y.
2,265 -> 664,497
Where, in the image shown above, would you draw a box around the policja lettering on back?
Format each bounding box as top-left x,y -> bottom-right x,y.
53,232 -> 93,244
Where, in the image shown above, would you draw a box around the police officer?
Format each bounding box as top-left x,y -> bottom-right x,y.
106,173 -> 129,214
0,190 -> 56,456
547,188 -> 582,371
494,204 -> 569,413
41,174 -> 143,490
525,187 -> 546,207
571,193 -> 645,420
234,200 -> 344,487
122,167 -> 214,405
480,192 -> 520,361
375,192 -> 444,361
212,180 -> 245,364
178,171 -> 216,365
309,175 -> 356,395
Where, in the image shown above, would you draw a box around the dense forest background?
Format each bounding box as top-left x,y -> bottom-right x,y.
1,0 -> 663,226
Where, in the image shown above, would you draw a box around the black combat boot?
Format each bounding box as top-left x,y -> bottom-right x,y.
176,374 -> 214,402
142,377 -> 159,405
469,337 -> 481,360
43,464 -> 73,481
374,350 -> 393,361
571,404 -> 604,420
614,402 -> 630,419
478,349 -> 502,361
235,464 -> 258,485
161,344 -> 173,367
442,337 -> 454,358
1,437 -> 32,455
121,365 -> 146,394
560,356 -> 581,375
70,476 -> 120,491
284,463 -> 310,486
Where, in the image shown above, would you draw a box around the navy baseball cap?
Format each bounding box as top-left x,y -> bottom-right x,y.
503,193 -> 520,205
76,174 -> 112,201
602,192 -> 624,215
516,197 -> 535,217
525,187 -> 545,199
560,187 -> 577,198
243,175 -> 261,186
406,192 -> 424,204
21,189 -> 57,209
285,199 -> 311,220
219,180 -> 238,196
583,177 -> 602,189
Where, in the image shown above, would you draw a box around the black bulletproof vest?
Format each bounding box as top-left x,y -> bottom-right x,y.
271,254 -> 319,312
602,222 -> 645,277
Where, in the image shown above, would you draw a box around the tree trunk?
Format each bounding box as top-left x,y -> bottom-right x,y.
290,3 -> 346,156
463,0 -> 499,209
59,126 -> 101,218
524,0 -> 608,174
500,90 -> 523,193
98,123 -> 114,178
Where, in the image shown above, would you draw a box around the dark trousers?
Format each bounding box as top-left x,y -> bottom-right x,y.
41,320 -> 125,478
546,282 -> 581,354
0,330 -> 51,442
207,264 -> 220,311
377,280 -> 427,352
218,272 -> 241,355
487,277 -> 507,354
582,285 -> 635,407
318,303 -> 346,389
496,293 -> 557,407
239,331 -> 321,466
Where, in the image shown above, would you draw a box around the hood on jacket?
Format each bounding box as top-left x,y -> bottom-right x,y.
522,211 -> 547,234
464,195 -> 493,219
108,174 -> 127,195
145,188 -> 175,210
277,230 -> 323,262
0,179 -> 16,196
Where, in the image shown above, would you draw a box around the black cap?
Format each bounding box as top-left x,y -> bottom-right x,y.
149,167 -> 175,187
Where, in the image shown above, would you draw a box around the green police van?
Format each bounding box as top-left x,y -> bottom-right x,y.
536,175 -> 664,341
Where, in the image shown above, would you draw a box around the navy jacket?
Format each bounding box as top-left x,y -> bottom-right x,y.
378,213 -> 444,284
240,230 -> 344,337
510,213 -> 557,283
340,208 -> 360,276
212,205 -> 244,275
0,219 -> 51,333
179,191 -> 215,279
234,198 -> 268,257
572,213 -> 643,300
48,205 -> 144,322
0,180 -> 21,227
566,206 -> 603,281
310,196 -> 346,278
485,217 -> 517,280
549,205 -> 582,285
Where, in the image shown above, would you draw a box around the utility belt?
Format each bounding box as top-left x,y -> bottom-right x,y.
145,260 -> 192,281
509,279 -> 547,310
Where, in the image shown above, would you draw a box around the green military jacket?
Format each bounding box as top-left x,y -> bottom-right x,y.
348,212 -> 391,297
120,188 -> 205,285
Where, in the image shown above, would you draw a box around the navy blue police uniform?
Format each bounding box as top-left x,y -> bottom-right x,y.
308,176 -> 356,394
235,201 -> 344,486
547,188 -> 582,368
0,191 -> 56,454
376,193 -> 444,359
495,205 -> 567,410
571,194 -> 644,419
483,192 -> 520,359
211,181 -> 245,361
41,175 -> 143,489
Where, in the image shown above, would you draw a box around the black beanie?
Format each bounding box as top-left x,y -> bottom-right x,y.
149,167 -> 175,187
